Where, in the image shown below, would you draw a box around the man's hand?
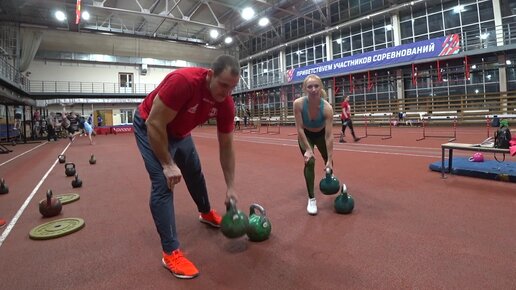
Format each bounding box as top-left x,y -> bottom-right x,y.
225,188 -> 237,206
163,164 -> 182,190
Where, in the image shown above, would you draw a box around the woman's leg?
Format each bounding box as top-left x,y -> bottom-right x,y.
298,136 -> 316,199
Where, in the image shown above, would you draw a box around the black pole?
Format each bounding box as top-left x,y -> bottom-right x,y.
30,106 -> 34,140
5,105 -> 10,141
22,105 -> 27,143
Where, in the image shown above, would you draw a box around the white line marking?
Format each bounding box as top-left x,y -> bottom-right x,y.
0,142 -> 48,167
194,133 -> 442,158
0,142 -> 71,248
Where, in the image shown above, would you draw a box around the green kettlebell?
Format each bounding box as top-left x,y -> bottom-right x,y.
220,197 -> 248,239
65,162 -> 76,177
334,183 -> 355,214
246,204 -> 272,242
319,167 -> 340,195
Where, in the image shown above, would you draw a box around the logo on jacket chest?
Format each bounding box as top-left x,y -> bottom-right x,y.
188,104 -> 199,114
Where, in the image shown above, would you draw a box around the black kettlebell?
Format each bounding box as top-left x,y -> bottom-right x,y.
65,162 -> 76,177
334,184 -> 355,214
39,190 -> 62,218
58,154 -> 66,164
319,167 -> 340,195
89,154 -> 96,165
220,197 -> 248,239
0,178 -> 9,194
246,204 -> 272,242
71,174 -> 82,188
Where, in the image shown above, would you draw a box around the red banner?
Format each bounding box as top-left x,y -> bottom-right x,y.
75,0 -> 82,25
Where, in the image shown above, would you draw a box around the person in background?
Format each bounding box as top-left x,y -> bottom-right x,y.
78,119 -> 96,145
46,112 -> 57,141
133,55 -> 240,279
293,74 -> 335,215
97,115 -> 103,127
13,105 -> 22,131
234,115 -> 241,130
339,95 -> 360,143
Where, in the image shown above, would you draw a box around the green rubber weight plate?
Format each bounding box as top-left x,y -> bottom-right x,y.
56,193 -> 80,205
29,218 -> 85,240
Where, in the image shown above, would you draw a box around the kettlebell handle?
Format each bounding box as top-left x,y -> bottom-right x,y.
65,162 -> 75,168
325,167 -> 333,176
46,189 -> 53,200
249,203 -> 266,216
226,196 -> 237,211
341,183 -> 348,195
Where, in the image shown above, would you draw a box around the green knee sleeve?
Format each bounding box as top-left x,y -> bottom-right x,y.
304,157 -> 315,199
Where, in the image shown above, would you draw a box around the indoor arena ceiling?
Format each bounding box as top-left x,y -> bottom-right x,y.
0,0 -> 417,49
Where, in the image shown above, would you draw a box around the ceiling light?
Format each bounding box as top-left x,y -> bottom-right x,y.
209,29 -> 219,39
385,24 -> 393,31
224,37 -> 233,44
55,10 -> 67,21
453,5 -> 465,14
507,60 -> 512,65
82,11 -> 90,21
242,7 -> 255,20
258,17 -> 269,27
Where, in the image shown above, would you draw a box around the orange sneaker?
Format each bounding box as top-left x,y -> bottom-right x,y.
162,249 -> 199,279
199,209 -> 221,228
0,219 -> 6,229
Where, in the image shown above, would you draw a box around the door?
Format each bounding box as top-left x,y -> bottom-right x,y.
119,73 -> 133,94
103,110 -> 113,126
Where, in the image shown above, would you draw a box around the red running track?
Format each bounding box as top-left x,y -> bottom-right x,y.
0,125 -> 514,289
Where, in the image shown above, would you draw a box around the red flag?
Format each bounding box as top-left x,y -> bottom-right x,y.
412,64 -> 417,86
464,56 -> 470,80
75,0 -> 82,25
367,71 -> 374,91
437,60 -> 442,82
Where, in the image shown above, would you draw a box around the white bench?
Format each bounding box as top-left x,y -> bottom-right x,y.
441,143 -> 510,178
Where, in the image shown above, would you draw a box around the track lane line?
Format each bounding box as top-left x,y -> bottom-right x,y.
0,142 -> 71,248
193,133 -> 444,158
0,142 -> 49,167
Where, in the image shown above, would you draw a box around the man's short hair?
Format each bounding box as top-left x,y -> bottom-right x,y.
212,55 -> 240,77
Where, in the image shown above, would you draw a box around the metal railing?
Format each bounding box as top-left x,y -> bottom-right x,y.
29,81 -> 158,95
0,56 -> 30,91
0,23 -> 515,96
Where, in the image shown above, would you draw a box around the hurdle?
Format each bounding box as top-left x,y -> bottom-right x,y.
239,117 -> 259,134
261,117 -> 281,135
416,115 -> 457,141
362,113 -> 393,140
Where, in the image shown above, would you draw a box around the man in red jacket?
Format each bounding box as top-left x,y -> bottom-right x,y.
339,95 -> 360,143
133,55 -> 240,279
